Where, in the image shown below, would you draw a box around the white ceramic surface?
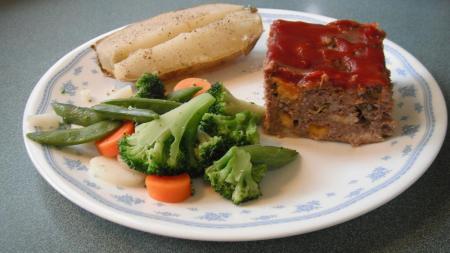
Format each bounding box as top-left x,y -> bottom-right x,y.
23,9 -> 447,241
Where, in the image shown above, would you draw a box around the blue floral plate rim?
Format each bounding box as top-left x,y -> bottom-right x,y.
22,8 -> 447,241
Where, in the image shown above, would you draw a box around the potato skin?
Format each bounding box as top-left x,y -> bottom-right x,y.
93,4 -> 263,81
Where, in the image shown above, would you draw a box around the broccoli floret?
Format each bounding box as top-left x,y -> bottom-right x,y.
204,146 -> 267,204
204,145 -> 299,205
119,93 -> 215,175
199,111 -> 259,147
194,130 -> 229,170
208,82 -> 265,122
135,73 -> 165,99
196,112 -> 259,169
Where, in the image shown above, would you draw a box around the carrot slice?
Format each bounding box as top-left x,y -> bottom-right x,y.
173,78 -> 211,96
145,173 -> 191,203
95,121 -> 135,158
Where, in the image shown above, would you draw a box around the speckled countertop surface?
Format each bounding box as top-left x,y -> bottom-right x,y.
1,0 -> 449,252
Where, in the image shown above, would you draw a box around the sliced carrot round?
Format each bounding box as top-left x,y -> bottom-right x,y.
173,78 -> 211,96
145,173 -> 191,203
96,121 -> 135,158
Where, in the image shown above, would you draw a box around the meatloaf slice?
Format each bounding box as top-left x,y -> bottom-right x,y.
263,20 -> 395,146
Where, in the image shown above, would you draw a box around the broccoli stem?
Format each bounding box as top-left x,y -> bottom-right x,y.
208,83 -> 265,123
224,99 -> 265,122
196,129 -> 212,143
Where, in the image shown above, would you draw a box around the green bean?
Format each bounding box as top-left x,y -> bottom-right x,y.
27,121 -> 121,146
241,145 -> 299,169
52,102 -> 104,126
92,104 -> 159,123
101,98 -> 180,114
167,86 -> 202,103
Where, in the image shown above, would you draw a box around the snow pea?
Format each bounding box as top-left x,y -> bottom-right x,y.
52,102 -> 103,126
101,98 -> 180,114
27,121 -> 121,146
167,86 -> 202,103
240,145 -> 299,169
91,104 -> 159,123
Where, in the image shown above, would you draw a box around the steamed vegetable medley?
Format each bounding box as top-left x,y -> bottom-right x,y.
27,74 -> 298,204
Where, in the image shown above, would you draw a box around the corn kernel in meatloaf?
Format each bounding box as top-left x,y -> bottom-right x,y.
263,20 -> 395,146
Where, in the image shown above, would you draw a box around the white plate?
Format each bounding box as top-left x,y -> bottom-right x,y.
23,9 -> 447,241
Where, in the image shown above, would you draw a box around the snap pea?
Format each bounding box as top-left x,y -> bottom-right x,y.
240,145 -> 299,169
52,102 -> 103,126
27,121 -> 121,146
92,104 -> 159,123
101,98 -> 180,114
167,86 -> 202,103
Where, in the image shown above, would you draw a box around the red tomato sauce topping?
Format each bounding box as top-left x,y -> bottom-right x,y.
267,20 -> 390,89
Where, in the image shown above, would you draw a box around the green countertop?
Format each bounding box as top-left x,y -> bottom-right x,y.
1,0 -> 449,252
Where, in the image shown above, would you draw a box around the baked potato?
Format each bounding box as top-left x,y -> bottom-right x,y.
93,4 -> 263,81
